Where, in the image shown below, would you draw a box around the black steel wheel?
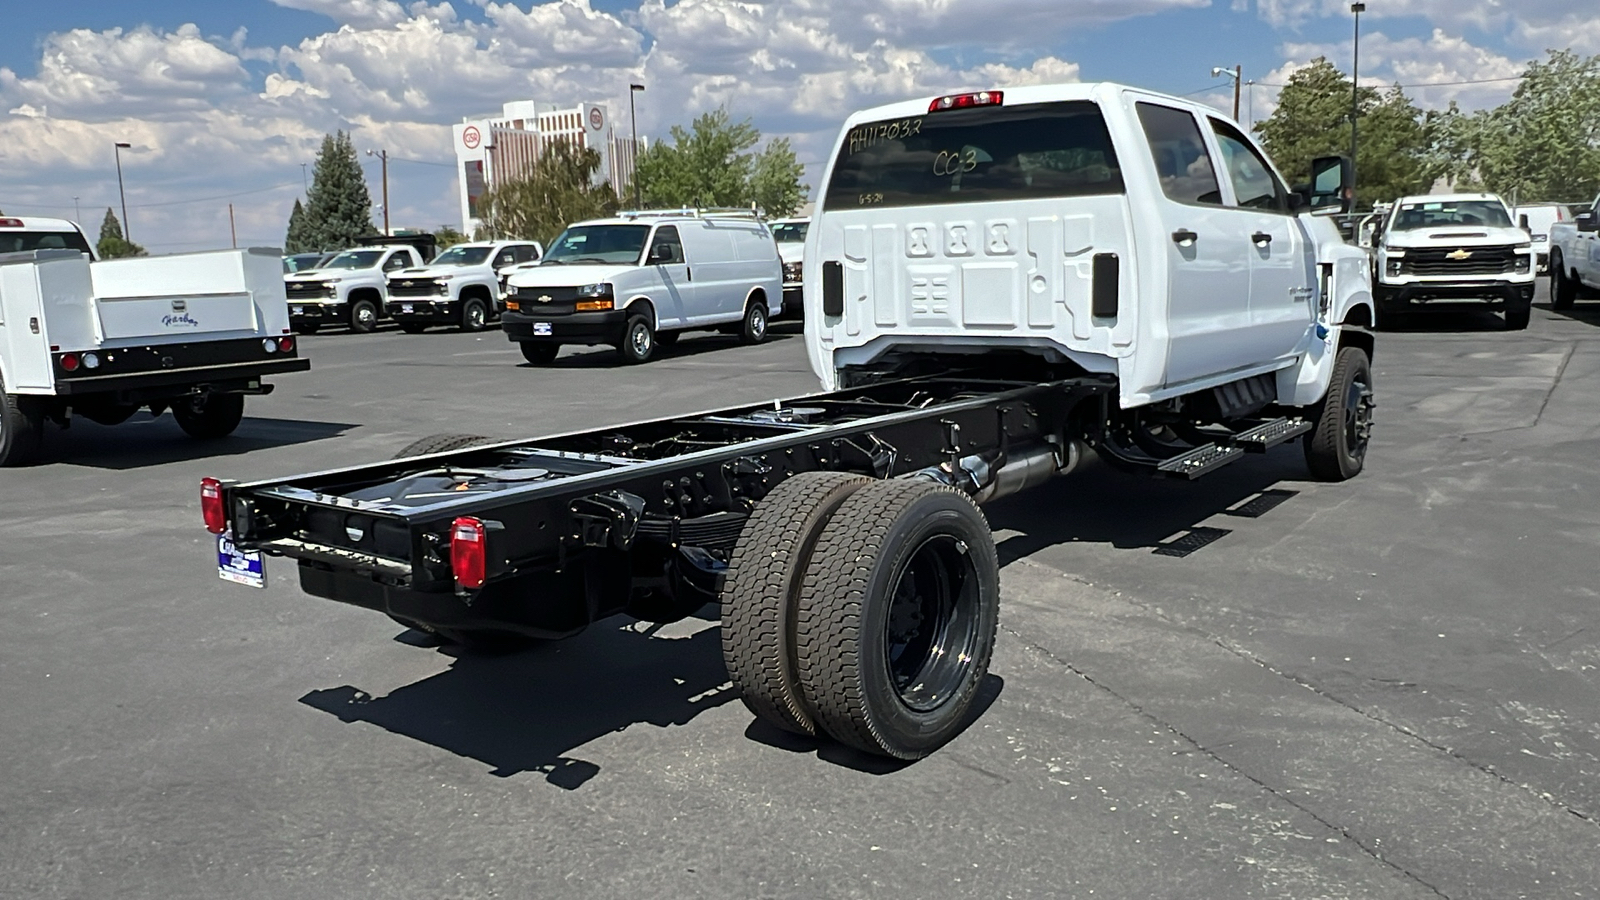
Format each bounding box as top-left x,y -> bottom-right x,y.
461,298 -> 489,332
520,342 -> 559,365
618,314 -> 655,364
739,299 -> 769,345
1304,346 -> 1374,482
349,298 -> 379,333
721,471 -> 872,736
0,373 -> 45,467
794,479 -> 999,760
171,392 -> 245,440
1552,253 -> 1576,310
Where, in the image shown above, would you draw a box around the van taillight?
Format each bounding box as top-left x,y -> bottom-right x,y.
929,91 -> 1003,113
451,517 -> 487,589
201,477 -> 227,534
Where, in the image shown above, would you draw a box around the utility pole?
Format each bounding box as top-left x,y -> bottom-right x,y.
1232,65 -> 1242,120
114,141 -> 132,243
367,149 -> 390,234
229,203 -> 237,248
629,83 -> 645,209
1350,2 -> 1366,213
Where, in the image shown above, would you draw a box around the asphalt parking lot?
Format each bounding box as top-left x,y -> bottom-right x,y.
3,298 -> 1599,899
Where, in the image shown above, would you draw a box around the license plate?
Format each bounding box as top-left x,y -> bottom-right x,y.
217,530 -> 266,589
533,322 -> 553,336
291,306 -> 303,315
401,304 -> 414,314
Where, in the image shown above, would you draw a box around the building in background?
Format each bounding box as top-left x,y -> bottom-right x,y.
452,100 -> 644,235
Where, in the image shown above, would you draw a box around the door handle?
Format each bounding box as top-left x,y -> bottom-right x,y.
685,266 -> 692,281
1252,231 -> 1273,246
1171,229 -> 1198,246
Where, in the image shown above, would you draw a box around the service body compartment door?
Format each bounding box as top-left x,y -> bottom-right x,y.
90,249 -> 269,342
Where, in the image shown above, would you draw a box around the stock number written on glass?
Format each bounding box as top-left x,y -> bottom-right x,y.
932,148 -> 978,177
857,192 -> 885,206
847,118 -> 923,154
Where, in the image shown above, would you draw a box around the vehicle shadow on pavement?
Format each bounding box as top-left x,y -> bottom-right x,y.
299,614 -> 735,790
1375,310 -> 1517,333
1545,302 -> 1600,328
526,332 -> 799,368
43,416 -> 357,470
985,455 -> 1305,564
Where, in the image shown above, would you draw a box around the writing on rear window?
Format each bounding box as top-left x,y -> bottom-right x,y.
848,118 -> 923,154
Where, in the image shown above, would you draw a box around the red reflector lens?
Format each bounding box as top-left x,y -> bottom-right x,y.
278,336 -> 295,353
450,516 -> 487,589
201,477 -> 227,535
0,217 -> 23,228
928,90 -> 1004,113
59,353 -> 80,372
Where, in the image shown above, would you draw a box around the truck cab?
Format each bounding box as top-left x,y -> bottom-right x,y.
386,240 -> 541,333
0,216 -> 308,466
1370,193 -> 1535,329
285,244 -> 424,334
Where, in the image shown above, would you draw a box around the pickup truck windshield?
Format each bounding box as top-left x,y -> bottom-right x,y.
1391,200 -> 1513,231
322,250 -> 384,269
543,225 -> 650,264
0,230 -> 94,256
432,246 -> 492,266
771,222 -> 808,242
825,100 -> 1124,210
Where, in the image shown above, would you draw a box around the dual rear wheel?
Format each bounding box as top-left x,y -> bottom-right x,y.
721,472 -> 1000,760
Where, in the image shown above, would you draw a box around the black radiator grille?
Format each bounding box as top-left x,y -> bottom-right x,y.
1401,246 -> 1516,276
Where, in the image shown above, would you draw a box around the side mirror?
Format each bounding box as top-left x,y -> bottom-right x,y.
647,247 -> 668,264
1307,155 -> 1353,216
1578,212 -> 1598,234
1519,214 -> 1531,231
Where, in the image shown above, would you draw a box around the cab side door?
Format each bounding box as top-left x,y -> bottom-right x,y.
1207,117 -> 1317,364
645,225 -> 693,328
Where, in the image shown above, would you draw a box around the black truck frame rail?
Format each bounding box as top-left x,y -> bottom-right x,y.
218,369 -> 1121,636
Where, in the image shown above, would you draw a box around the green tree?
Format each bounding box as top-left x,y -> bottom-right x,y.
1254,58 -> 1432,208
284,198 -> 311,254
1419,101 -> 1483,192
474,140 -> 619,245
1471,50 -> 1600,202
631,108 -> 808,214
433,224 -> 469,250
301,131 -> 374,251
96,207 -> 146,258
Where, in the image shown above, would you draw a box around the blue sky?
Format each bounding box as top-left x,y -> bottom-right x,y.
0,1 -> 1575,251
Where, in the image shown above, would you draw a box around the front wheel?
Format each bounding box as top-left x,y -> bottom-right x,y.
617,315 -> 656,364
1551,256 -> 1576,310
739,300 -> 769,344
1304,346 -> 1374,482
1504,304 -> 1531,330
172,392 -> 245,440
519,342 -> 560,365
348,299 -> 379,334
461,298 -> 489,332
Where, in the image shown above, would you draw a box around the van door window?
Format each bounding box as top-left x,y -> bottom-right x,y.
1136,103 -> 1223,206
648,226 -> 684,264
1209,119 -> 1289,212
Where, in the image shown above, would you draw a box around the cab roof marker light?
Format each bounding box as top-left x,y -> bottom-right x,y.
928,90 -> 1003,113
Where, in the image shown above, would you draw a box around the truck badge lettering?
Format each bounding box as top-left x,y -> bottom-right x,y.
1445,249 -> 1473,260
162,313 -> 200,327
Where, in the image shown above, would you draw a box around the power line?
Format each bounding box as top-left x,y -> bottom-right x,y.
1255,74 -> 1526,88
130,180 -> 303,208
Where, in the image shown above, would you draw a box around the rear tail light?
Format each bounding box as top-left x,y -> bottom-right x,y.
59,353 -> 80,372
929,90 -> 1003,113
277,336 -> 295,353
201,477 -> 227,535
451,516 -> 487,589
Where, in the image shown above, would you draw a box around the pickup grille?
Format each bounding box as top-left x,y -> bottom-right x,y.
389,279 -> 442,298
505,285 -> 580,304
1401,246 -> 1516,277
286,281 -> 332,299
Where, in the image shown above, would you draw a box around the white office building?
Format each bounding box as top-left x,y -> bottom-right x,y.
452,100 -> 644,235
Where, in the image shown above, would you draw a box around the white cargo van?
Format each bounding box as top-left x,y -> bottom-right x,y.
501,210 -> 782,364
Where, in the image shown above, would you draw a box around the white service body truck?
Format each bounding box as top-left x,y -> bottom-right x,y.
283,244 -> 426,334
385,240 -> 542,333
201,83 -> 1374,762
1369,193 -> 1535,329
1546,194 -> 1600,311
0,217 -> 308,466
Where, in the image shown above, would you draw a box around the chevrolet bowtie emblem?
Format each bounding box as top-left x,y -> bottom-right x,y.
1445,249 -> 1473,260
537,294 -> 553,303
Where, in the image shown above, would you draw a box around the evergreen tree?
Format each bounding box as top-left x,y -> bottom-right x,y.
96,207 -> 146,259
284,198 -> 310,254
749,137 -> 808,218
301,131 -> 374,251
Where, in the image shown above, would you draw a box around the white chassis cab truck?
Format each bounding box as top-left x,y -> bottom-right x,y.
283,243 -> 427,334
385,240 -> 542,333
199,83 -> 1373,761
1546,194 -> 1600,311
1370,193 -> 1536,330
0,217 -> 309,466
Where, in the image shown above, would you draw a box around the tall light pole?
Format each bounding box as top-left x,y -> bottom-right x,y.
300,162 -> 309,196
113,141 -> 132,243
366,149 -> 389,234
629,83 -> 644,209
1211,65 -> 1242,120
1350,2 -> 1366,212
72,196 -> 80,223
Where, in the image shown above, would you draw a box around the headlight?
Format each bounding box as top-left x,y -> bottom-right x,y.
505,284 -> 519,297
783,262 -> 802,282
435,280 -> 452,295
325,277 -> 343,283
577,282 -> 613,299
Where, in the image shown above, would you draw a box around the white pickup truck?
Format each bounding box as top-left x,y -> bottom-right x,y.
385,240 -> 542,333
1546,194 -> 1600,311
1369,193 -> 1535,329
283,243 -> 426,334
0,216 -> 308,466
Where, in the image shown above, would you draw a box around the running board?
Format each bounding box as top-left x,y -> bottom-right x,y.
1156,417 -> 1311,480
1231,417 -> 1312,453
1157,443 -> 1244,479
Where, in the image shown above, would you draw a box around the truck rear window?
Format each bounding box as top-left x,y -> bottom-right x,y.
824,101 -> 1123,210
0,230 -> 93,256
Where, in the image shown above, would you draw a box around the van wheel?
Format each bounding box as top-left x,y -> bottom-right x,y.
0,375 -> 45,467
172,392 -> 246,440
1304,346 -> 1374,482
519,342 -> 560,365
349,299 -> 379,333
794,479 -> 1000,760
740,300 -> 769,344
1552,255 -> 1576,310
461,298 -> 489,332
618,315 -> 656,364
